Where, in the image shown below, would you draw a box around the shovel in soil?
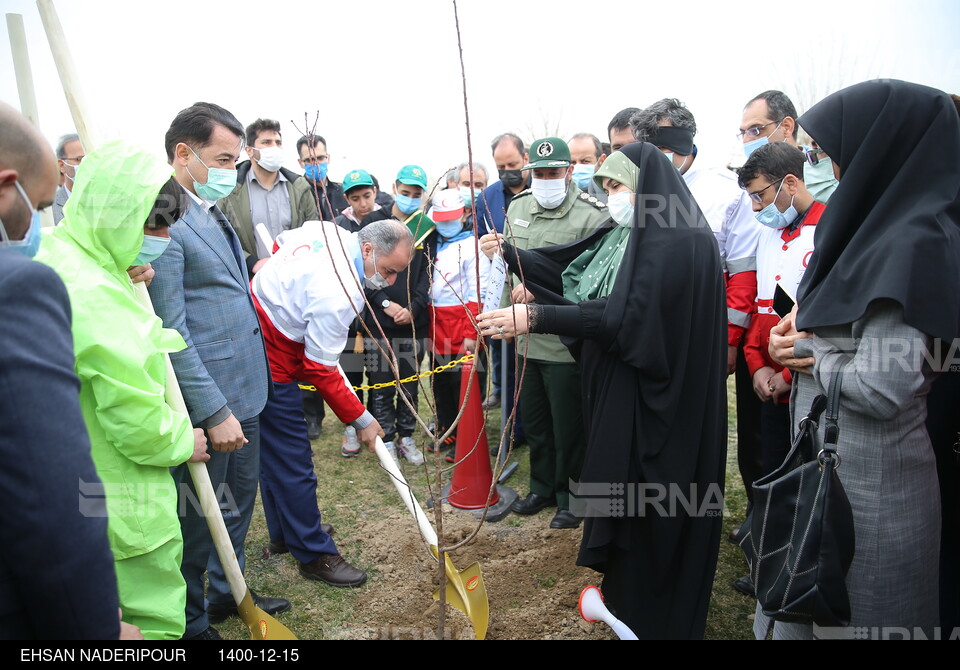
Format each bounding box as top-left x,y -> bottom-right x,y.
374,437 -> 489,640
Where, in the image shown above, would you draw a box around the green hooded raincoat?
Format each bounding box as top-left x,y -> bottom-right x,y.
37,142 -> 194,638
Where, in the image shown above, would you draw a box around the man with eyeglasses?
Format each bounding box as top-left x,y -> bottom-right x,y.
52,133 -> 84,225
730,140 -> 825,598
739,90 -> 838,203
297,134 -> 348,222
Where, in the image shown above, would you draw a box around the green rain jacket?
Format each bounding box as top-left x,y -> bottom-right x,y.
38,142 -> 194,561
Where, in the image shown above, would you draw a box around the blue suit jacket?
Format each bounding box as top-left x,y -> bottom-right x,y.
148,196 -> 269,425
0,250 -> 119,639
474,181 -> 508,234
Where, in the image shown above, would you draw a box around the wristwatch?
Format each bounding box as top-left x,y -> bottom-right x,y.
381,299 -> 391,309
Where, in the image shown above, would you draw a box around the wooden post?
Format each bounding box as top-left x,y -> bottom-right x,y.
6,14 -> 40,127
36,0 -> 102,150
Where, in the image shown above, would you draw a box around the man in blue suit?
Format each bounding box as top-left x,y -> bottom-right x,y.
149,102 -> 289,640
473,133 -> 529,436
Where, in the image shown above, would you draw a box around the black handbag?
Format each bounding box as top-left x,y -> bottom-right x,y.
739,369 -> 856,626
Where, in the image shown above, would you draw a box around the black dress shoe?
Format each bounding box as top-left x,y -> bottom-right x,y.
732,575 -> 756,597
186,625 -> 223,640
208,590 -> 291,623
299,554 -> 367,587
511,493 -> 556,515
268,524 -> 335,555
549,509 -> 581,529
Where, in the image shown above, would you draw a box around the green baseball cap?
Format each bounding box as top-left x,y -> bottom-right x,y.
342,168 -> 375,193
522,137 -> 571,170
396,164 -> 428,189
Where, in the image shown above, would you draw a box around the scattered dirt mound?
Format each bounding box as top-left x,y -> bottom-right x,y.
343,505 -> 614,640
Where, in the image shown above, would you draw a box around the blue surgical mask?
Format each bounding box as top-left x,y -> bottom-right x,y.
743,120 -> 784,159
304,162 -> 329,182
394,192 -> 422,215
662,152 -> 689,172
186,146 -> 238,201
458,185 -> 481,208
606,191 -> 634,228
754,180 -> 798,229
0,181 -> 42,258
435,219 -> 464,238
134,234 -> 171,265
572,164 -> 595,189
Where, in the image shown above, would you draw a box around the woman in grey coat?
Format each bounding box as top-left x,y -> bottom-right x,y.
764,80 -> 960,639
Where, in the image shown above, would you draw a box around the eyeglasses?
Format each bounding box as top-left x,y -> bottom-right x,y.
736,120 -> 781,140
300,155 -> 328,164
62,156 -> 84,164
804,147 -> 825,166
747,177 -> 784,204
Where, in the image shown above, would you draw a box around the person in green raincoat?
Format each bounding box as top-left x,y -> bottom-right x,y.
38,141 -> 209,640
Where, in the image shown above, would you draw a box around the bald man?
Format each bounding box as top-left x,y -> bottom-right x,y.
0,102 -> 136,639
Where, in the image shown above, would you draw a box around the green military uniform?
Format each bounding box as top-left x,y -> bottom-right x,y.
504,138 -> 608,515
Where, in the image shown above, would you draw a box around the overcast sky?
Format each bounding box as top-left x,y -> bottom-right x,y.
2,0 -> 958,190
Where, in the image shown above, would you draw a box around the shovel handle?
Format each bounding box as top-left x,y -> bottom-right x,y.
373,436 -> 439,548
135,282 -> 249,606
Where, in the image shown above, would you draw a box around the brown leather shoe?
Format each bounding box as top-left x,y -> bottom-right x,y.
267,524 -> 335,556
299,553 -> 367,587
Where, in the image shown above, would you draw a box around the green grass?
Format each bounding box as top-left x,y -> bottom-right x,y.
216,376 -> 755,639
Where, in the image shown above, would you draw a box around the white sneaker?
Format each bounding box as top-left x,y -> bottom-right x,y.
398,436 -> 425,466
341,426 -> 360,457
383,440 -> 400,467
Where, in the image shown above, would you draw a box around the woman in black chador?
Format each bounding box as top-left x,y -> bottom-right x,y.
478,142 -> 727,639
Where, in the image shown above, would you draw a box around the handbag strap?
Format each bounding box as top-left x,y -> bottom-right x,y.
818,369 -> 843,471
823,369 -> 843,447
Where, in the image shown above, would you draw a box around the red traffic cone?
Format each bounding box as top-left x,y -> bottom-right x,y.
449,360 -> 500,509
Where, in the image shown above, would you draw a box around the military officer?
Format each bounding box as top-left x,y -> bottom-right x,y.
503,137 -> 608,529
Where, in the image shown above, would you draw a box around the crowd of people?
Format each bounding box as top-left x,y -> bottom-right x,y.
1,78 -> 958,640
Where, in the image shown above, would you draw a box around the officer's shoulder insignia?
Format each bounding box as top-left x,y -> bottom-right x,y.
579,191 -> 607,209
513,188 -> 532,198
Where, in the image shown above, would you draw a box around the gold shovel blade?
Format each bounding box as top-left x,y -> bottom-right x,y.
236,588 -> 298,640
431,554 -> 489,640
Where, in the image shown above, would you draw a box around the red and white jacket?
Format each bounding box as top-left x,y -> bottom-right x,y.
429,235 -> 486,356
743,201 -> 825,392
684,166 -> 763,347
252,221 -> 372,428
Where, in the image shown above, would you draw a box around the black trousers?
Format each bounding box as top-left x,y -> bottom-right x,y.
366,337 -> 427,443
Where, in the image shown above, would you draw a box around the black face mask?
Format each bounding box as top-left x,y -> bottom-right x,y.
499,169 -> 524,188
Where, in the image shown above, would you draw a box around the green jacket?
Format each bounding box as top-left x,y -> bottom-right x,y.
218,162 -> 321,263
504,182 -> 608,362
38,142 -> 194,560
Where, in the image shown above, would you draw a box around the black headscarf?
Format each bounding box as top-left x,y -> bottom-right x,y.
796,79 -> 960,341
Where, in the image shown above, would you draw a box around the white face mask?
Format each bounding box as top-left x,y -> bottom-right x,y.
531,177 -> 567,209
364,249 -> 390,290
255,146 -> 284,172
606,191 -> 634,227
